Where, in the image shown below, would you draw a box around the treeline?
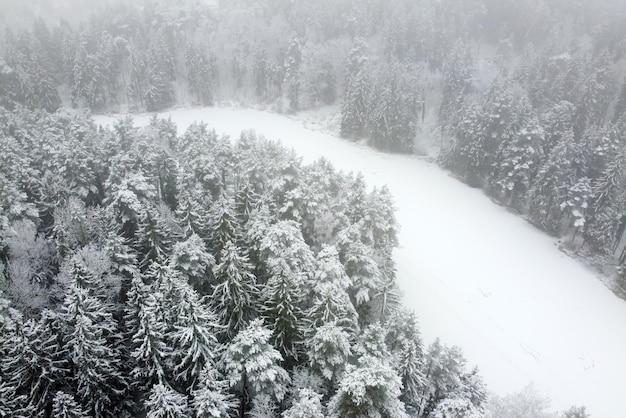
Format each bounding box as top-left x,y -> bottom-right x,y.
0,106 -> 489,417
438,18 -> 626,283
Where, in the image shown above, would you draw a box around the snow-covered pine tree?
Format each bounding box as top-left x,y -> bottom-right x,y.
234,182 -> 261,227
1,308 -> 68,416
103,172 -> 157,235
170,281 -> 220,389
307,280 -> 358,334
384,309 -> 427,415
418,339 -> 486,417
258,218 -> 314,280
584,141 -> 626,254
191,366 -> 236,418
361,185 -> 398,259
248,395 -> 278,418
335,224 -> 382,308
368,62 -> 420,153
306,321 -> 352,385
131,292 -> 172,390
185,43 -> 214,106
282,388 -> 325,418
439,42 -> 474,132
51,391 -> 90,418
145,383 -> 189,418
207,193 -> 240,262
222,319 -> 290,415
261,266 -> 306,361
573,51 -> 616,139
143,50 -> 175,112
346,173 -> 368,224
328,341 -> 408,418
136,208 -> 175,270
283,36 -> 302,112
60,284 -> 128,417
170,233 -> 215,294
528,131 -> 583,234
176,190 -> 212,239
257,221 -> 314,359
70,35 -> 107,110
211,240 -> 259,336
340,38 -> 371,140
489,113 -> 545,209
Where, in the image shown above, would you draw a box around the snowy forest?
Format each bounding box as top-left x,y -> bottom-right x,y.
0,106 -> 492,417
2,0 -> 626,291
1,0 -> 624,417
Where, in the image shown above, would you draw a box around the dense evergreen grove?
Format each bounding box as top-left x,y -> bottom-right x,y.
1,0 -> 626,286
0,107 -> 494,416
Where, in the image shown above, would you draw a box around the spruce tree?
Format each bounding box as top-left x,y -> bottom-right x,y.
145,383 -> 189,418
191,367 -> 236,418
60,284 -> 128,417
340,39 -> 371,139
307,321 -> 352,385
211,240 -> 259,335
283,388 -> 325,418
223,319 -> 290,415
51,391 -> 90,418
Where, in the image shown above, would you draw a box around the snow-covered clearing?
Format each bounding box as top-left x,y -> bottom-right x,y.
94,107 -> 626,418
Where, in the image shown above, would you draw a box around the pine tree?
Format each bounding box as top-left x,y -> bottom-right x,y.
307,279 -> 358,334
211,240 -> 259,335
176,190 -> 211,239
185,44 -> 214,106
103,172 -> 157,233
248,395 -> 277,418
431,397 -> 483,418
259,220 -> 315,282
223,319 -> 290,415
51,391 -> 90,418
361,185 -> 399,258
145,383 -> 189,418
261,267 -> 306,361
1,308 -> 68,415
191,367 -> 236,418
70,35 -> 107,110
143,53 -> 175,112
306,321 -> 352,385
234,182 -> 260,226
283,388 -> 325,418
170,282 -> 220,388
419,339 -> 486,417
489,114 -> 545,208
61,284 -> 128,417
368,63 -> 420,152
328,352 -> 408,418
340,39 -> 371,139
439,43 -> 474,131
136,208 -> 175,270
335,224 -> 382,307
283,36 -> 302,112
528,131 -> 584,234
573,51 -> 616,138
131,292 -> 172,390
170,233 -> 215,294
207,194 -> 240,261
385,309 -> 427,414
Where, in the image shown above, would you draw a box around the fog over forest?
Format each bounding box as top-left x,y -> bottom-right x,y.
1,0 -> 625,417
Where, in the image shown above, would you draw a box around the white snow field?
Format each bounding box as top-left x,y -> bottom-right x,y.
95,107 -> 626,417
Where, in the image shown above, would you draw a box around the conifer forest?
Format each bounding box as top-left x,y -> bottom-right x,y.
1,0 -> 626,417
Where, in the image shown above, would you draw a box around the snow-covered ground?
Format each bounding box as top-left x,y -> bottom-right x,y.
94,107 -> 626,418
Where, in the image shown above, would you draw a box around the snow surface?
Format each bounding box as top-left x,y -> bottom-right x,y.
94,107 -> 626,418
